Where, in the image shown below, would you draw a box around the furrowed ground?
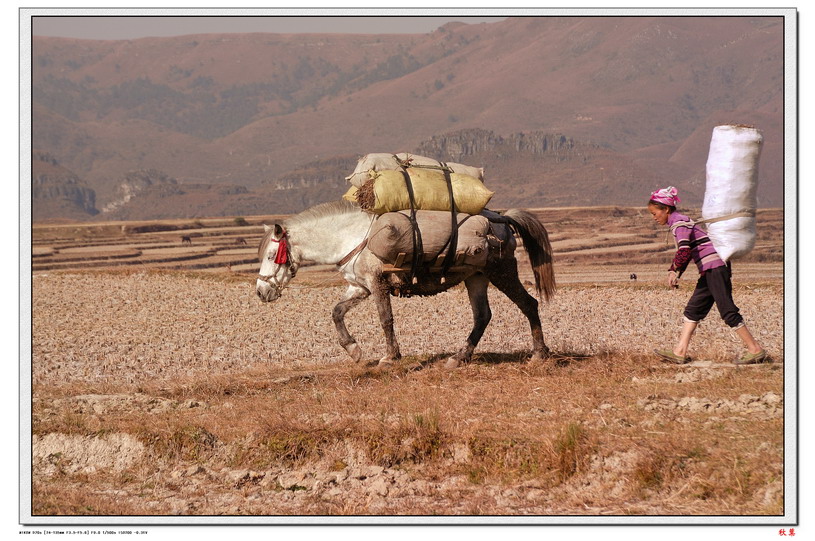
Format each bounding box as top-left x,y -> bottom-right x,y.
28,207 -> 787,519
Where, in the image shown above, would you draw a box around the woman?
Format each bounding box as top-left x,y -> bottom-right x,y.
647,186 -> 768,365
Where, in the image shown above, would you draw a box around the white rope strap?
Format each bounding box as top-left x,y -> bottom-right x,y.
666,210 -> 756,247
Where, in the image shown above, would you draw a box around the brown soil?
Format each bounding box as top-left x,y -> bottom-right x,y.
26,207 -> 789,521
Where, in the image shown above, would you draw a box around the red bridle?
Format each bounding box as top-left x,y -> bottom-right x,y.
257,229 -> 296,298
269,232 -> 290,265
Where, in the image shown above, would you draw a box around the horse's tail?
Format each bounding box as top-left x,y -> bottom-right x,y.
503,209 -> 556,302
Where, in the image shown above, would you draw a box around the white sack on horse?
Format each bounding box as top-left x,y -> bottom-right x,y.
345,152 -> 485,188
367,210 -> 492,268
343,168 -> 494,215
702,124 -> 763,262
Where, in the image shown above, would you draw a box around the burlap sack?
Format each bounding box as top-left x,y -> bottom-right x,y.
367,210 -> 491,268
345,152 -> 484,187
342,168 -> 494,215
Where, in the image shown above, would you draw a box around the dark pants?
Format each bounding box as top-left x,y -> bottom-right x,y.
683,264 -> 744,328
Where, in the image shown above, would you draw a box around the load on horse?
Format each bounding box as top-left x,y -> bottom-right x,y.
256,153 -> 555,369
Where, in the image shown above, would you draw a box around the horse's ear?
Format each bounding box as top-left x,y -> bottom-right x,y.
263,224 -> 271,233
274,224 -> 284,237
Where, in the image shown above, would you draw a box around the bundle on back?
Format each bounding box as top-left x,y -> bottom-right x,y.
366,210 -> 492,269
343,152 -> 493,215
343,168 -> 494,215
702,125 -> 763,261
345,152 -> 484,187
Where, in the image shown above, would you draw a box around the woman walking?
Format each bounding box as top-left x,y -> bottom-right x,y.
647,186 -> 768,365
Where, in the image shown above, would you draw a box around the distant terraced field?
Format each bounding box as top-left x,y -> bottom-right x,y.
31,207 -> 783,276
31,215 -> 282,274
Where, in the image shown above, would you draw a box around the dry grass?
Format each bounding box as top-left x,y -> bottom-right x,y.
30,346 -> 784,516
28,208 -> 788,519
30,270 -> 785,516
354,178 -> 377,210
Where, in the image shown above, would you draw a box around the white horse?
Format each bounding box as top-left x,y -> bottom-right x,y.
256,199 -> 556,369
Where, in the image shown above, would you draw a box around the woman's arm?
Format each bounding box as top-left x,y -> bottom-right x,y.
670,247 -> 693,275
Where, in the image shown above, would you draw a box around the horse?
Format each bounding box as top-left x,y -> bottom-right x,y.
181,235 -> 192,245
256,199 -> 556,369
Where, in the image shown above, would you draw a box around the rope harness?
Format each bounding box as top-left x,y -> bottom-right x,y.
393,155 -> 460,281
666,210 -> 755,248
259,227 -> 371,296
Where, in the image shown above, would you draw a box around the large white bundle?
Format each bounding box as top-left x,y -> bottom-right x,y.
702,125 -> 763,262
345,152 -> 484,187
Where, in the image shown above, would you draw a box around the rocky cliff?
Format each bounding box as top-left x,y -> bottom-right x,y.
32,152 -> 98,221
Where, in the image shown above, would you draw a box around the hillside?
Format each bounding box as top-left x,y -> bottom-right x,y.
30,16 -> 786,220
31,151 -> 99,221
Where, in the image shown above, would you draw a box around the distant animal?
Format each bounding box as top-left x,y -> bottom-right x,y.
181,235 -> 192,245
256,200 -> 556,369
235,237 -> 248,246
630,273 -> 638,281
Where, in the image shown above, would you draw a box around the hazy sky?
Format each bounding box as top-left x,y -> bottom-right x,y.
31,15 -> 508,40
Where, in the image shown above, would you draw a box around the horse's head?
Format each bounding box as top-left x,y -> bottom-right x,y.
256,224 -> 297,303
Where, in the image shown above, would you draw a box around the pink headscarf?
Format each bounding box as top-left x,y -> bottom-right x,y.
649,186 -> 681,207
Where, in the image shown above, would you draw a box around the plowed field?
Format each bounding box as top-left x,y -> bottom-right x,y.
26,208 -> 790,523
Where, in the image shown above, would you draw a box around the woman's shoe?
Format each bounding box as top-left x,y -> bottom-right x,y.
733,349 -> 769,365
654,349 -> 691,364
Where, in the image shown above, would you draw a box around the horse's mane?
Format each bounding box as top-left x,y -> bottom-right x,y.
258,199 -> 362,259
284,199 -> 362,229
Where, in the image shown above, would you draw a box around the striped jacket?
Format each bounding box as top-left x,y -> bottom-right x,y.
667,212 -> 726,275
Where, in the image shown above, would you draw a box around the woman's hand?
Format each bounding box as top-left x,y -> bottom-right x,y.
667,271 -> 680,288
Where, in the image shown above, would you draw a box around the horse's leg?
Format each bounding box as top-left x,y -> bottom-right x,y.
371,277 -> 401,366
489,260 -> 550,362
444,273 -> 491,369
332,284 -> 370,363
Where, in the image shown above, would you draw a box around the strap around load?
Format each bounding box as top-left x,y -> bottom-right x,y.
397,158 -> 461,278
440,162 -> 458,276
696,210 -> 756,225
669,210 -> 755,233
393,153 -> 454,174
666,210 -> 756,246
400,169 -> 423,283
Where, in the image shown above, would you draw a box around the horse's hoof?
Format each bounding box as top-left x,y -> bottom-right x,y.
443,357 -> 461,370
529,351 -> 548,363
346,343 -> 363,363
377,353 -> 401,367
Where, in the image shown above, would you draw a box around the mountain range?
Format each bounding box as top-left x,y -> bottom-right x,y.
30,16 -> 786,221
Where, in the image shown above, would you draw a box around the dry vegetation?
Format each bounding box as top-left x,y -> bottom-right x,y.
28,208 -> 787,519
